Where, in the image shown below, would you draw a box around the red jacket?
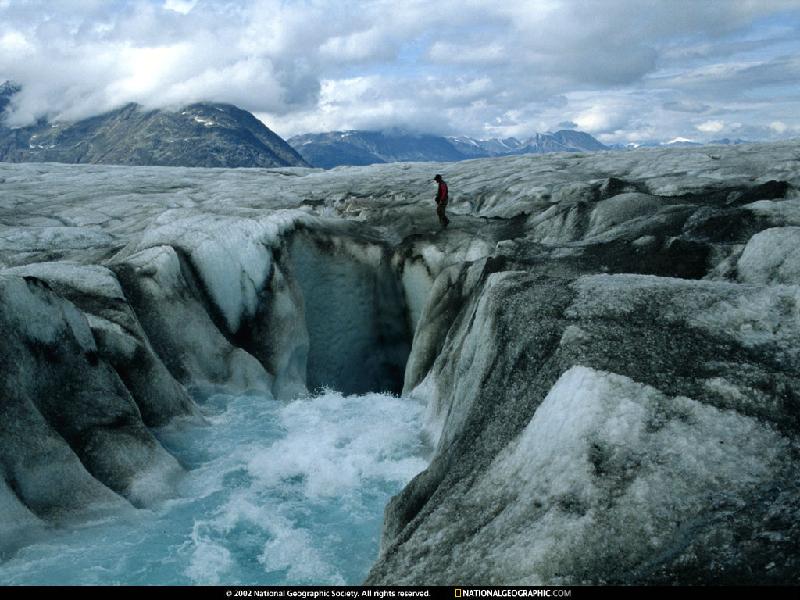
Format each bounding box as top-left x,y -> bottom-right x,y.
436,180 -> 449,205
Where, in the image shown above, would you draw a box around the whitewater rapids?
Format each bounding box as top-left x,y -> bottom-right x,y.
0,389 -> 428,585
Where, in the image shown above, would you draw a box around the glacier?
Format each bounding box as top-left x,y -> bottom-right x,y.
1,141 -> 799,584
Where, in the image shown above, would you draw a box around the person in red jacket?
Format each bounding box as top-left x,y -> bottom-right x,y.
433,174 -> 450,228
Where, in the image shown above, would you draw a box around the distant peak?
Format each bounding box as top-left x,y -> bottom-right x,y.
665,136 -> 698,145
378,126 -> 434,138
0,80 -> 21,96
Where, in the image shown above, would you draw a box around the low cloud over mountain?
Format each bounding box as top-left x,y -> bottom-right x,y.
289,129 -> 608,168
0,87 -> 307,168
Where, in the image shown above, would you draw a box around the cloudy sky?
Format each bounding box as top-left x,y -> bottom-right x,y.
1,0 -> 799,144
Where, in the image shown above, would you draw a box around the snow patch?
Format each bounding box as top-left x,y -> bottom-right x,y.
193,116 -> 216,127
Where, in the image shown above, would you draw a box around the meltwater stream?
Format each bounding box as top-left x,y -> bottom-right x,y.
0,390 -> 428,585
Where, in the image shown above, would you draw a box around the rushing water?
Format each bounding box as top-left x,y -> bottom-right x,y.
0,389 -> 428,585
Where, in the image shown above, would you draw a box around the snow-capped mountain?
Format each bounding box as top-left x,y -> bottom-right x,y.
288,128 -> 609,168
664,137 -> 703,147
609,137 -> 752,150
0,83 -> 307,168
288,129 -> 467,168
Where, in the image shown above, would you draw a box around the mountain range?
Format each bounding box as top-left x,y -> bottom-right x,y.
611,137 -> 752,150
1,81 -> 750,170
0,84 -> 307,168
287,128 -> 609,168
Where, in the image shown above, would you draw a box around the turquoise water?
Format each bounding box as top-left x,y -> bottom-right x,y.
0,390 -> 428,585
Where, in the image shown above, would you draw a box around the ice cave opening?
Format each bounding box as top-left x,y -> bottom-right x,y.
285,232 -> 413,397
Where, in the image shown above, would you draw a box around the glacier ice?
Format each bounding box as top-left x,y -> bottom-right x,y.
3,261 -> 198,425
0,275 -> 180,515
454,366 -> 787,584
737,226 -> 800,285
113,245 -> 273,393
286,231 -> 410,395
1,140 -> 800,584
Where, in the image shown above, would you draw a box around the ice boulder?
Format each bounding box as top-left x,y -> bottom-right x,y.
370,366 -> 790,584
0,275 -> 182,512
737,227 -> 800,285
370,268 -> 800,584
3,262 -> 198,425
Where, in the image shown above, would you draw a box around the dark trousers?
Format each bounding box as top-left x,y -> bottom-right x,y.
436,202 -> 449,227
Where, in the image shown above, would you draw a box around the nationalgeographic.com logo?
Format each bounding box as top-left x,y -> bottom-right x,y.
455,589 -> 572,598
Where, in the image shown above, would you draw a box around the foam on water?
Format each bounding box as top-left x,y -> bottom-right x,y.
0,390 -> 428,585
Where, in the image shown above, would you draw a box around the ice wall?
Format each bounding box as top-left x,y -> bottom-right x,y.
286,231 -> 410,395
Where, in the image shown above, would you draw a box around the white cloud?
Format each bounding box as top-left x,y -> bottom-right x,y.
770,120 -> 788,133
108,44 -> 192,100
0,0 -> 799,142
425,77 -> 494,103
319,29 -> 392,62
696,120 -> 726,133
0,30 -> 34,56
428,42 -> 507,64
163,0 -> 197,15
570,95 -> 638,134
